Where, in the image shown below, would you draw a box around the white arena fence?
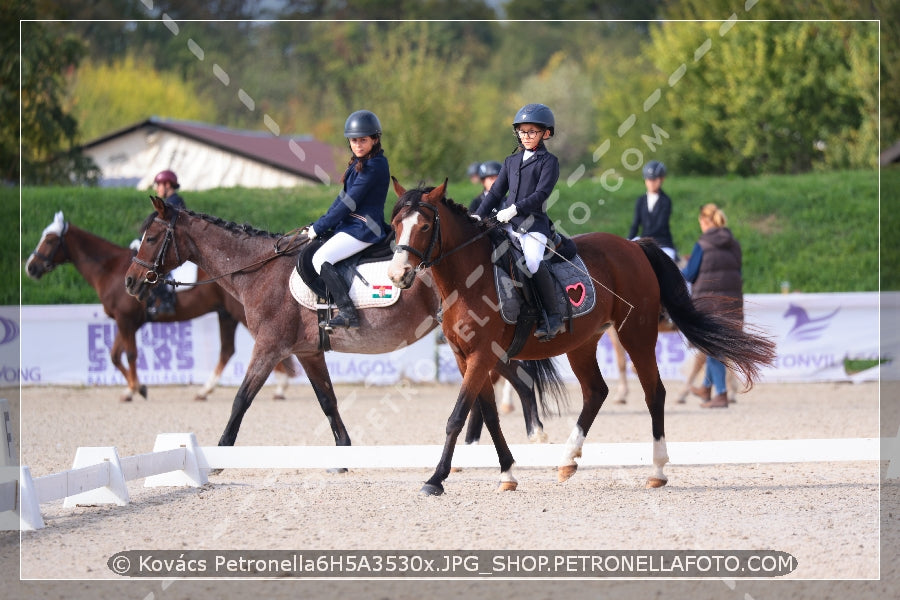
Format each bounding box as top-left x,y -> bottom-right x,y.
4,292 -> 896,388
1,406 -> 898,530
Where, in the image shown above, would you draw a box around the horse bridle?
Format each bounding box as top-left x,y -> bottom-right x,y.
130,208 -> 308,288
131,211 -> 181,285
29,221 -> 69,273
393,202 -> 443,271
393,200 -> 491,272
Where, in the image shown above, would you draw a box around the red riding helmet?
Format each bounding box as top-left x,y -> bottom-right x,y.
153,169 -> 180,189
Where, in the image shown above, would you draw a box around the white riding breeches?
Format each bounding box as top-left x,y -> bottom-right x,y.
312,232 -> 373,274
507,226 -> 549,275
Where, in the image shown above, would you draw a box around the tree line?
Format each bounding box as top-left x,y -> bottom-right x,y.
3,0 -> 891,185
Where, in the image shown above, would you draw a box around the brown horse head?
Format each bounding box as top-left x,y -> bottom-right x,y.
388,178 -> 469,289
25,211 -> 69,279
125,196 -> 182,301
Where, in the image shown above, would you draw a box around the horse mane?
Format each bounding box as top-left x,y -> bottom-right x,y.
140,208 -> 283,240
391,183 -> 488,230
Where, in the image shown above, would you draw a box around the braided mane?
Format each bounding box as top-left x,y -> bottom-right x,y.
141,208 -> 283,239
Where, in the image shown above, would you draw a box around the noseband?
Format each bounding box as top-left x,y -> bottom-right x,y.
394,202 -> 443,271
131,211 -> 181,285
29,221 -> 69,272
393,199 -> 494,272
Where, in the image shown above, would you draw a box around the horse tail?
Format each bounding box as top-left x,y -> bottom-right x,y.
635,238 -> 776,388
520,358 -> 568,417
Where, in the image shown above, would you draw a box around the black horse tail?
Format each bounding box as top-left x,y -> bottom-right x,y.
519,358 -> 568,417
635,238 -> 776,388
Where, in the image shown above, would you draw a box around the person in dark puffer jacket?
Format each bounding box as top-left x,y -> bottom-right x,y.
681,203 -> 743,408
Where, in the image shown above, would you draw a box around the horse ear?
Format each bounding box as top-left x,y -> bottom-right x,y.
150,195 -> 166,216
423,179 -> 448,203
391,176 -> 406,198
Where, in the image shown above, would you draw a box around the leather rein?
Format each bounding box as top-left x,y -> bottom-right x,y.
130,210 -> 307,288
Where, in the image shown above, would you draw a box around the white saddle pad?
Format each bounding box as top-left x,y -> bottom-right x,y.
289,261 -> 401,310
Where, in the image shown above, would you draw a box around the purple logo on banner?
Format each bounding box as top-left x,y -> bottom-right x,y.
87,322 -> 194,373
0,315 -> 18,345
783,303 -> 840,342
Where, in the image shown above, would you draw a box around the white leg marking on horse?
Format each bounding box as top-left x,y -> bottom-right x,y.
653,436 -> 669,480
499,468 -> 517,484
273,370 -> 289,397
559,426 -> 585,467
500,380 -> 514,409
199,370 -> 219,396
529,428 -> 548,443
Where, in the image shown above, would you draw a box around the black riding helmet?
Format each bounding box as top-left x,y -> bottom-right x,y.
643,160 -> 667,179
344,110 -> 382,138
478,161 -> 502,179
512,103 -> 555,137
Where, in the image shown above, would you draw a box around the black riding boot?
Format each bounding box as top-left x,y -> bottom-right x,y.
531,263 -> 564,340
319,262 -> 359,329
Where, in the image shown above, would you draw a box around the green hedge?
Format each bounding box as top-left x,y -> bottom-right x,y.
9,168 -> 892,306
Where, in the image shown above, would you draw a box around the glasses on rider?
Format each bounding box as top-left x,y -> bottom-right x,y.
516,128 -> 543,139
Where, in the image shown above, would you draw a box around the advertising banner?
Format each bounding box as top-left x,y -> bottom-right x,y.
10,292 -> 893,388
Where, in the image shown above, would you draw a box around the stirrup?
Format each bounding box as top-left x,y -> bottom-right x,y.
534,314 -> 564,340
320,311 -> 359,330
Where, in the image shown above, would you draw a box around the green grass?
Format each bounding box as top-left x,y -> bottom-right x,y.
9,168 -> 892,306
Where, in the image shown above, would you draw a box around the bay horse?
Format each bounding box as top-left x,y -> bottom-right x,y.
387,180 -> 776,495
123,197 -> 549,455
25,211 -> 296,402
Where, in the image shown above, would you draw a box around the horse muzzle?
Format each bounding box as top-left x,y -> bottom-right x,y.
387,260 -> 416,289
124,273 -> 154,301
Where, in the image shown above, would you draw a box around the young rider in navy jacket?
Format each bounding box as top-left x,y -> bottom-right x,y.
628,160 -> 677,261
474,103 -> 563,340
306,110 -> 390,329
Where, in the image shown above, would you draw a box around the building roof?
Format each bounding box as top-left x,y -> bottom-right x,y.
82,117 -> 343,184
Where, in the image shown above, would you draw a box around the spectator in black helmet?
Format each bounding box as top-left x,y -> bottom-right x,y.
627,160 -> 678,262
466,161 -> 482,185
469,160 -> 502,213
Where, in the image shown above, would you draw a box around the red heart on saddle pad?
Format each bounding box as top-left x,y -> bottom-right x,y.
566,282 -> 586,307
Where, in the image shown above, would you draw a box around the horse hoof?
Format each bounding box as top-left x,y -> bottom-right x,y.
119,396 -> 133,403
193,395 -> 208,402
272,394 -> 286,401
646,477 -> 668,488
208,468 -> 223,476
327,467 -> 348,474
529,431 -> 549,444
499,404 -> 514,415
558,464 -> 577,482
420,483 -> 444,496
450,467 -> 462,473
138,385 -> 148,399
496,481 -> 517,492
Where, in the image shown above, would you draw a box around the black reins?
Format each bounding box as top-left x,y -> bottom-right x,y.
130,210 -> 307,289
